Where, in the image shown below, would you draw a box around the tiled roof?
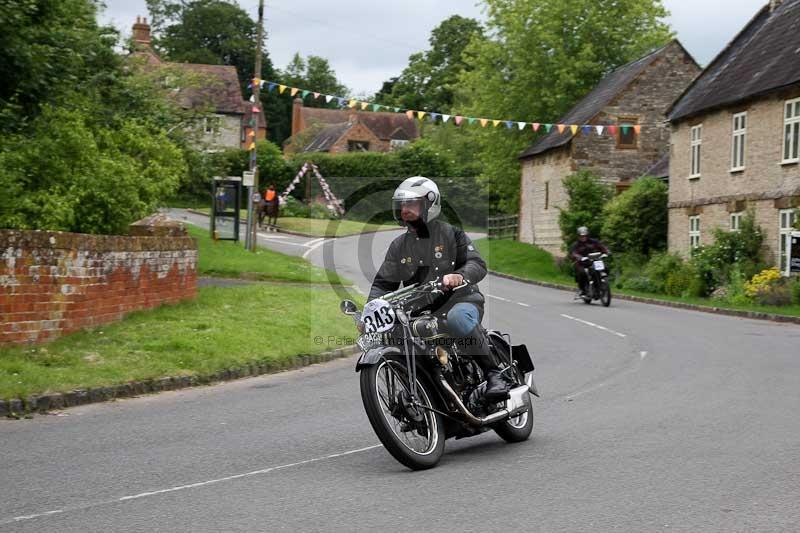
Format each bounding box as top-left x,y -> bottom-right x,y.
519,42 -> 677,159
669,0 -> 800,121
168,63 -> 245,115
302,123 -> 352,152
644,153 -> 669,179
301,108 -> 418,140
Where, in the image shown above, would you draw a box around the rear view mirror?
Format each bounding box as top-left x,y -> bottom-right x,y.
340,300 -> 358,316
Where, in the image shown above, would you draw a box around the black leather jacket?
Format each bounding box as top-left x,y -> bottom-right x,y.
368,220 -> 486,317
569,238 -> 609,264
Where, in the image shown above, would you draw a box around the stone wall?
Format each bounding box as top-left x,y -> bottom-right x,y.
668,85 -> 800,260
0,229 -> 197,346
519,146 -> 573,255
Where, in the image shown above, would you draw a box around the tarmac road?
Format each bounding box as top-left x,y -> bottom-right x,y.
1,211 -> 798,531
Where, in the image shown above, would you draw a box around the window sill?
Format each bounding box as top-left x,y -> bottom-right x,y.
781,159 -> 799,166
729,167 -> 745,174
688,175 -> 701,180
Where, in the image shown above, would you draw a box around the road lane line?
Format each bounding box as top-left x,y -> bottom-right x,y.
257,234 -> 309,247
2,444 -> 382,526
304,237 -> 326,247
560,314 -> 627,338
302,238 -> 330,259
517,302 -> 530,307
487,294 -> 512,303
641,351 -> 648,360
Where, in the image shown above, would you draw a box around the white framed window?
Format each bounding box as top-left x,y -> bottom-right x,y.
779,209 -> 798,275
390,139 -> 410,151
730,212 -> 744,232
731,112 -> 746,171
784,98 -> 800,163
690,125 -> 702,178
689,215 -> 701,249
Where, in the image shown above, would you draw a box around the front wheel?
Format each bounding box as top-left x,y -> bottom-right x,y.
600,279 -> 612,307
360,358 -> 445,470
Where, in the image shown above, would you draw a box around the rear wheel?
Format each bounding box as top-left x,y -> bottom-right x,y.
493,368 -> 534,443
360,358 -> 445,470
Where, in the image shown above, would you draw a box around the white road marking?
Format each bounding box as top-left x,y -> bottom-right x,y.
13,510 -> 64,522
518,302 -> 530,307
487,294 -> 512,303
3,444 -> 382,525
303,237 -> 326,247
302,238 -> 330,259
560,314 -> 627,338
641,351 -> 648,360
257,234 -> 309,247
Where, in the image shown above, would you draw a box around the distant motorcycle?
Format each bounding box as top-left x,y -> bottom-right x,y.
580,252 -> 611,307
340,280 -> 539,470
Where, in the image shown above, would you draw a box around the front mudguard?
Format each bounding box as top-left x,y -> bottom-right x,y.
354,346 -> 402,372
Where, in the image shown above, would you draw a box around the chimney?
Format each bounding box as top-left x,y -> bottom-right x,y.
770,0 -> 784,12
132,16 -> 152,49
291,97 -> 304,136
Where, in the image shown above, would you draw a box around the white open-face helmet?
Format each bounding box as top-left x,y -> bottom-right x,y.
392,176 -> 441,224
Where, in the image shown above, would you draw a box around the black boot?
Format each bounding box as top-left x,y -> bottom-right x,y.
484,368 -> 510,401
465,326 -> 510,401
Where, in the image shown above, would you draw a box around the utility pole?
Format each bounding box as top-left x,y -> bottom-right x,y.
247,0 -> 265,252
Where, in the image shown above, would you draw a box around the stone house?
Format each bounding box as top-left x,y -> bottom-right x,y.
130,17 -> 266,151
518,40 -> 701,255
286,98 -> 419,154
666,0 -> 800,275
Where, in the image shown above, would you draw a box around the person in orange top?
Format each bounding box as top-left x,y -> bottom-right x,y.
261,184 -> 279,231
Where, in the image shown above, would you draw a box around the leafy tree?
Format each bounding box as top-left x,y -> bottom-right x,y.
457,0 -> 674,213
601,177 -> 668,256
557,171 -> 613,251
377,15 -> 484,112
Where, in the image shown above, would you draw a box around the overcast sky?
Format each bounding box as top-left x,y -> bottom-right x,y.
99,0 -> 766,98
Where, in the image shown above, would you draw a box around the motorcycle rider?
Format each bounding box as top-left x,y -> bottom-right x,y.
368,177 -> 510,400
569,226 -> 609,297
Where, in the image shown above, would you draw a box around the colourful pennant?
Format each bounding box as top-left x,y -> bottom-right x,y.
348,99 -> 357,108
634,125 -> 642,134
544,124 -> 553,132
517,122 -> 526,130
248,142 -> 256,150
290,87 -> 299,97
252,106 -> 261,113
442,114 -> 451,123
532,123 -> 540,131
416,111 -> 425,120
557,124 -> 566,134
313,92 -> 320,99
406,110 -> 415,120
278,85 -> 287,94
570,125 -> 578,135
582,125 -> 591,136
607,125 -> 618,136
430,113 -> 440,122
301,90 -> 310,98
267,83 -> 277,92
492,119 -> 501,127
595,125 -> 604,135
480,119 -> 489,127
372,104 -> 381,111
455,116 -> 463,125
247,130 -> 255,138
505,121 -> 514,129
468,117 -> 477,125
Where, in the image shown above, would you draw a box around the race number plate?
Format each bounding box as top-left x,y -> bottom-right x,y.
593,260 -> 605,271
361,299 -> 396,334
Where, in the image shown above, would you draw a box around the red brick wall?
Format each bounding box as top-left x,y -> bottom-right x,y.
0,229 -> 197,346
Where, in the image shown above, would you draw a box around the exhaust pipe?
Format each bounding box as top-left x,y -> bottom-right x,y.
437,376 -> 530,428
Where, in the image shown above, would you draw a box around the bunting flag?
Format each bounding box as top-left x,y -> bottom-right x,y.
247,130 -> 255,138
250,80 -> 646,140
248,142 -> 256,150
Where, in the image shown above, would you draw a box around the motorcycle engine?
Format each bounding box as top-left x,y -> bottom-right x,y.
410,315 -> 443,340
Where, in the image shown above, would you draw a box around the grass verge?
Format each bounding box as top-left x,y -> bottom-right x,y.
192,208 -> 397,237
187,224 -> 347,284
474,238 -> 800,317
0,284 -> 364,400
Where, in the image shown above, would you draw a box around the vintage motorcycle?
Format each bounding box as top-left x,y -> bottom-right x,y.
580,251 -> 612,307
340,280 -> 539,470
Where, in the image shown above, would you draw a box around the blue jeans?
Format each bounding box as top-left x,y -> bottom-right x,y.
446,302 -> 481,338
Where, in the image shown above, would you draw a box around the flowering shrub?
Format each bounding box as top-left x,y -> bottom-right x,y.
744,267 -> 782,299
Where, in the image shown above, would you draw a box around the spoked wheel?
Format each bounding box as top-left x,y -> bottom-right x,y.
360,358 -> 445,470
492,367 -> 534,443
600,280 -> 612,307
